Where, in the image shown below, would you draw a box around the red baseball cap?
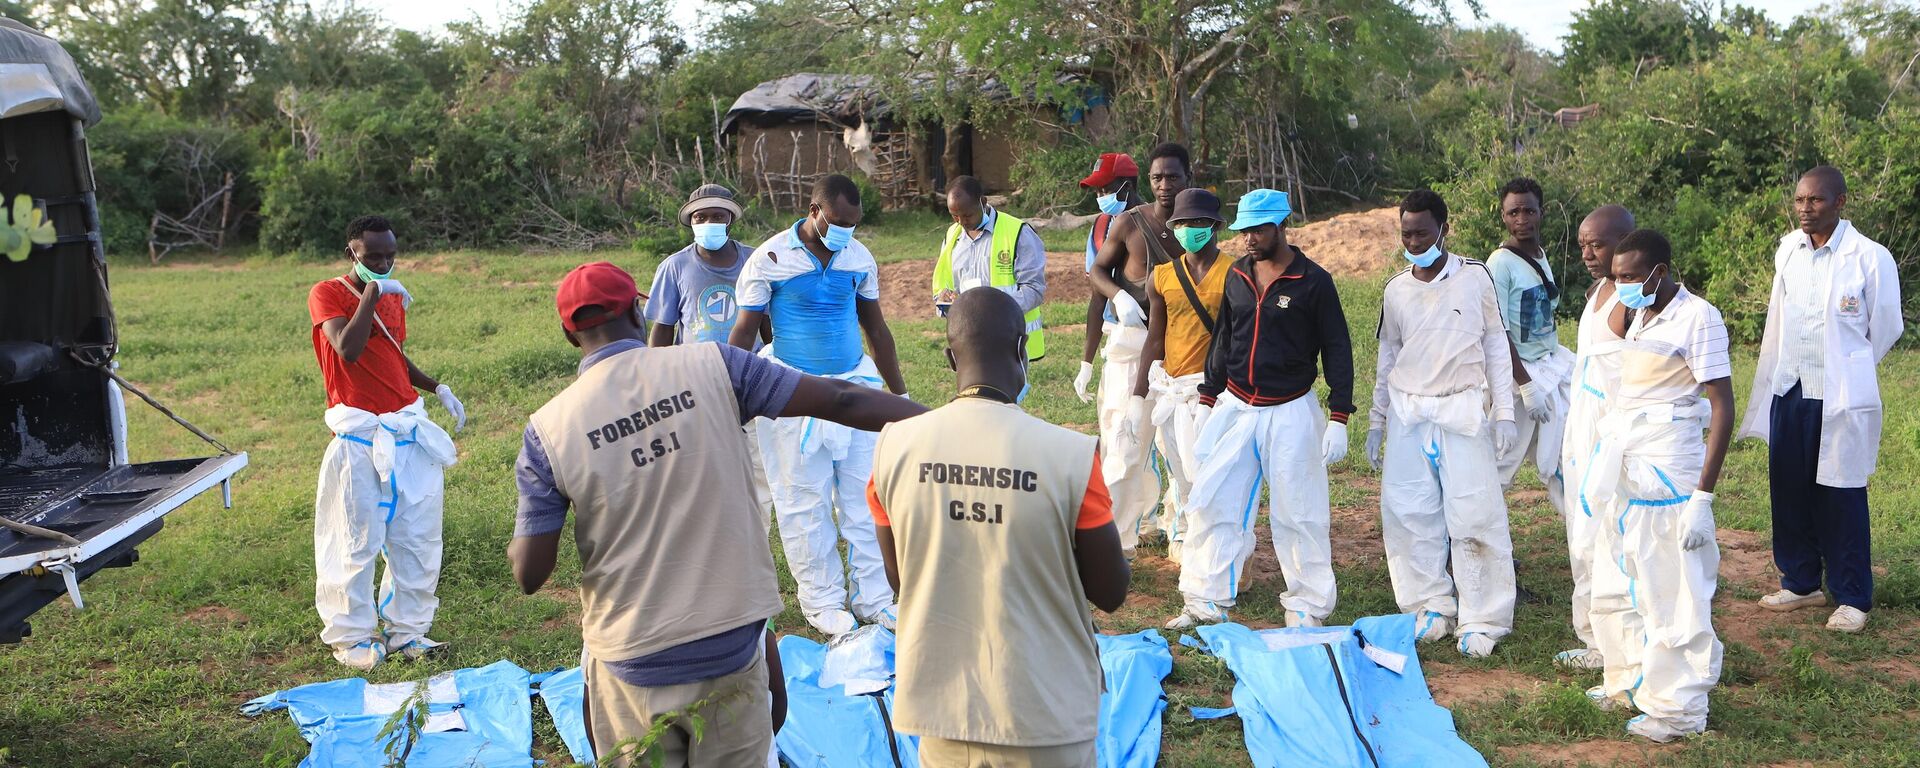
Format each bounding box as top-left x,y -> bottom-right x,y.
556,261 -> 639,332
1080,153 -> 1140,188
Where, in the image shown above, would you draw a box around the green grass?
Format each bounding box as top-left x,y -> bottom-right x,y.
1,223 -> 1916,767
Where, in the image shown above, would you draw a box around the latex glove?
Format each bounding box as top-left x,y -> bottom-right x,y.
435,384 -> 466,433
1322,422 -> 1349,466
1110,291 -> 1147,328
1681,490 -> 1716,551
373,279 -> 413,309
1519,381 -> 1551,423
1366,428 -> 1384,471
1120,395 -> 1149,446
1193,402 -> 1216,437
1073,361 -> 1096,403
1493,419 -> 1518,456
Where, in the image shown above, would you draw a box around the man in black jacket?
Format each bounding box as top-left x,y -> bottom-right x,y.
1167,188 -> 1356,630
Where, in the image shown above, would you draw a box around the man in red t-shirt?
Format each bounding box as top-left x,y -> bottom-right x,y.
307,215 -> 466,671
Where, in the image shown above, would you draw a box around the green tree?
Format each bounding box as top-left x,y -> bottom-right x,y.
39,0 -> 279,116
1561,0 -> 1720,81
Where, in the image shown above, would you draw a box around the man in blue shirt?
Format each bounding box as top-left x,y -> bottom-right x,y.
1488,178 -> 1575,512
728,174 -> 910,637
648,184 -> 775,524
647,184 -> 770,348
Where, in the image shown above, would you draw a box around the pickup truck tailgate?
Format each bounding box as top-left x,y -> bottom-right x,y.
0,453 -> 248,573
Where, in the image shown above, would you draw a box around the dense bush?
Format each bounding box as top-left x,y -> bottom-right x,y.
88,108 -> 258,256
14,0 -> 1919,290
1432,19 -> 1919,340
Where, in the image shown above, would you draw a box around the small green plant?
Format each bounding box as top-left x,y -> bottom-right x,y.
594,684 -> 750,768
377,681 -> 432,768
1511,684 -> 1614,737
1786,645 -> 1833,693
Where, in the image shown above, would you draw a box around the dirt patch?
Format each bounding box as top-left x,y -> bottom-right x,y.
183,605 -> 245,625
1713,527 -> 1802,654
878,253 -> 1093,322
1212,206 -> 1401,279
874,206 -> 1400,321
1499,739 -> 1681,767
1423,662 -> 1543,709
1332,473 -> 1387,569
1717,528 -> 1777,591
1869,655 -> 1920,685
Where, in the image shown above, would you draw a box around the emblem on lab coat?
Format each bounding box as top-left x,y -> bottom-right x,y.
1839,293 -> 1862,317
1275,295 -> 1292,309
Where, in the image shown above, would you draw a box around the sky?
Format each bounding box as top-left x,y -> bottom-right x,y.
363,0 -> 1830,54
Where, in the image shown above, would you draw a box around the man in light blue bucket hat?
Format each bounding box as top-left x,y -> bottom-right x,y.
1167,188 -> 1357,630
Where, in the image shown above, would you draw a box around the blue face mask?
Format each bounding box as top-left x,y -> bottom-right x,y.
815,218 -> 855,252
1015,348 -> 1031,404
1616,271 -> 1663,309
1404,242 -> 1443,269
692,222 -> 729,251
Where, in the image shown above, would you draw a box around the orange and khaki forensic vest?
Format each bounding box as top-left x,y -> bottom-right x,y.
866,397 -> 1113,747
1151,256 -> 1230,378
527,344 -> 781,663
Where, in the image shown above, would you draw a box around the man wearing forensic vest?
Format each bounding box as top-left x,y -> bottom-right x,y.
510,262 -> 926,766
933,175 -> 1048,365
867,288 -> 1130,768
1738,165 -> 1902,634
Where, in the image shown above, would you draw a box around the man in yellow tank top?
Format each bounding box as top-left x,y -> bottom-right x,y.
867,288 -> 1130,768
1125,189 -> 1229,566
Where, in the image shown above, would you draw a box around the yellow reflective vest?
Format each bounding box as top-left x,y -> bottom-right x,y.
933,209 -> 1045,359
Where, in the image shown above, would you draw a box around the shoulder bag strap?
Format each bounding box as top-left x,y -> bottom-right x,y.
1169,255 -> 1216,335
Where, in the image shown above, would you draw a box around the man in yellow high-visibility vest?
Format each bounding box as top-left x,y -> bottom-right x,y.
933,175 -> 1048,365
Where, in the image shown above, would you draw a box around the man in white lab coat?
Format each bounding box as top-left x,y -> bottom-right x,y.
1737,165 -> 1903,634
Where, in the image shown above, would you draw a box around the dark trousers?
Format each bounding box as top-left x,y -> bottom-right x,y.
1770,383 -> 1874,610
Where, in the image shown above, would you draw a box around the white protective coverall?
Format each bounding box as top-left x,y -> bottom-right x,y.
1559,289 -> 1625,654
316,399 -> 458,651
1379,389 -> 1517,639
1178,391 -> 1338,623
755,345 -> 894,628
1373,254 -> 1518,642
1582,287 -> 1729,740
1581,389 -> 1720,738
1498,346 -> 1575,502
1098,324 -> 1163,551
1147,360 -> 1208,561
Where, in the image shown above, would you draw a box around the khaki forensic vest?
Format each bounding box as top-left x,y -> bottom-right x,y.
870,397 -> 1101,746
934,210 -> 1046,359
527,344 -> 781,662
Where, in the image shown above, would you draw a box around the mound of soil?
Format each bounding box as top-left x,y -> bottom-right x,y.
874,206 -> 1403,321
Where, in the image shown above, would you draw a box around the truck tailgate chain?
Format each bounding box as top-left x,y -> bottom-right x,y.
0,516 -> 80,546
69,351 -> 235,456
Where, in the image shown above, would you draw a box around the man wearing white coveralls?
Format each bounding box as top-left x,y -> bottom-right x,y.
306,215 -> 466,671
1365,190 -> 1519,660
